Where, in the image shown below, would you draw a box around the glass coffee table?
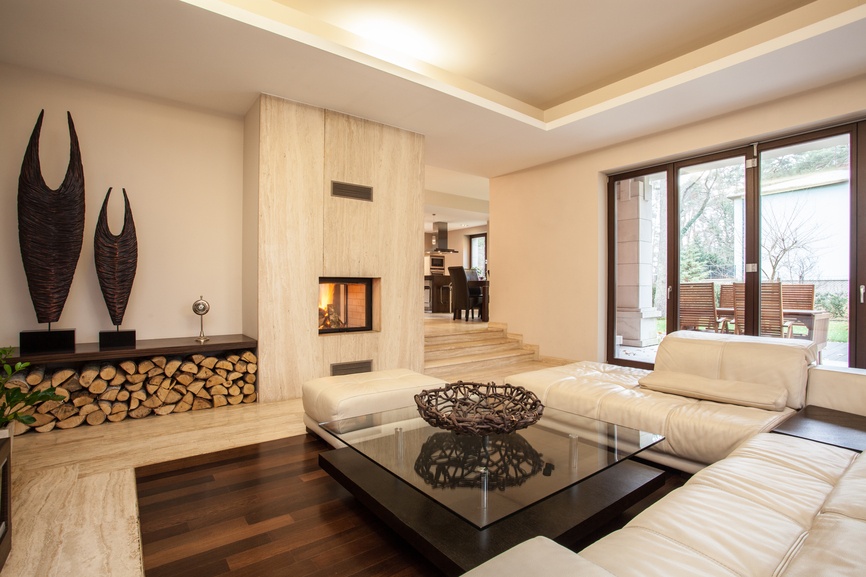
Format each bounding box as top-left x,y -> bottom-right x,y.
318,404 -> 665,575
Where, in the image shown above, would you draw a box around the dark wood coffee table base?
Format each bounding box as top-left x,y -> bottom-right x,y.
319,448 -> 665,575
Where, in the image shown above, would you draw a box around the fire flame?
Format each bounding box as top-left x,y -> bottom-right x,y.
319,283 -> 335,311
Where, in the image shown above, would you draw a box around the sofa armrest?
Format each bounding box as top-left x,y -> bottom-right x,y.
460,537 -> 609,576
806,366 -> 866,417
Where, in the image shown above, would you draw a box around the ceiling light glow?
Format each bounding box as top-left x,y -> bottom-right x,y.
347,18 -> 440,66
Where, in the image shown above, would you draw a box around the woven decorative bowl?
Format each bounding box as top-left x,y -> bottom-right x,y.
414,381 -> 544,436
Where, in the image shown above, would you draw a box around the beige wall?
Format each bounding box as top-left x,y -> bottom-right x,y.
491,74 -> 866,362
0,63 -> 244,346
1,67 -> 423,404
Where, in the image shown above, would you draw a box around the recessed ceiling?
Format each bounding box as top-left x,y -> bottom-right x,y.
274,0 -> 817,109
2,0 -> 865,183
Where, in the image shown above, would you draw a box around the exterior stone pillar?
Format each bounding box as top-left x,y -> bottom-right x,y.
616,179 -> 661,347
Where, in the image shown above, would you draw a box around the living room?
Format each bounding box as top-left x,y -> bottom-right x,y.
2,1 -> 866,575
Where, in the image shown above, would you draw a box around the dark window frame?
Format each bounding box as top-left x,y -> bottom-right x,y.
468,233 -> 487,276
607,120 -> 863,368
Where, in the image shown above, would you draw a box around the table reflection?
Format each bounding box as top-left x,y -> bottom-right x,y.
414,432 -> 544,490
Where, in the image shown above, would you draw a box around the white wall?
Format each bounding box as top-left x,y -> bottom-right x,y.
491,74 -> 866,362
0,63 -> 245,346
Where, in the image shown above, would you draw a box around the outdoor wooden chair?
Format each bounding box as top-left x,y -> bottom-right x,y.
761,282 -> 793,337
718,284 -> 734,332
733,282 -> 793,337
781,283 -> 816,310
719,284 -> 734,310
679,282 -> 725,332
733,283 -> 746,335
782,284 -> 816,336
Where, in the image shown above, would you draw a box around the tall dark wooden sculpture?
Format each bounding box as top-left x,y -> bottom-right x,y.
17,110 -> 84,354
94,188 -> 138,326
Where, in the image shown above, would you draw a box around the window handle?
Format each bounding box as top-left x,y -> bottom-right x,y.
667,286 -> 672,300
860,284 -> 865,304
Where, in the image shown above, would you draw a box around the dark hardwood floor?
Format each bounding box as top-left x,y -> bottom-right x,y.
136,434 -> 442,576
136,434 -> 688,577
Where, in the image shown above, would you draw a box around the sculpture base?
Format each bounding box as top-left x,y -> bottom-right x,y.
99,330 -> 136,351
19,329 -> 76,355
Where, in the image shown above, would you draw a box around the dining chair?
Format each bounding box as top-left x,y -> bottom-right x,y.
466,268 -> 482,298
781,284 -> 816,336
733,283 -> 746,335
679,282 -> 725,332
761,282 -> 792,337
719,284 -> 734,310
717,284 -> 734,333
448,266 -> 482,321
733,282 -> 793,337
781,283 -> 816,310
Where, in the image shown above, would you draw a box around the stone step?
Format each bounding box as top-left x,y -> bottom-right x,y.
424,327 -> 508,346
423,347 -> 538,378
424,357 -> 571,386
424,337 -> 520,360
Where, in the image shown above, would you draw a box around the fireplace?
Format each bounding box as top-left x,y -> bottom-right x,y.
319,277 -> 373,334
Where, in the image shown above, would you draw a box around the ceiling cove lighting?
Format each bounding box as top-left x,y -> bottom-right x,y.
346,18 -> 441,68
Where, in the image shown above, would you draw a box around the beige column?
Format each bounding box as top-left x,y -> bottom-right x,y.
616,179 -> 661,347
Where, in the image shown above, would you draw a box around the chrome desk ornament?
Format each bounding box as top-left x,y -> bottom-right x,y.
192,296 -> 210,343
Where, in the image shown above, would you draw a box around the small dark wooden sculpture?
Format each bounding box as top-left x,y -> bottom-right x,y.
18,110 -> 85,325
94,188 -> 138,327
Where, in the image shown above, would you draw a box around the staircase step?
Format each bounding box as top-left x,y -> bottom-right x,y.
424,347 -> 537,376
426,358 -> 571,386
423,316 -> 571,384
424,328 -> 507,346
425,338 -> 519,360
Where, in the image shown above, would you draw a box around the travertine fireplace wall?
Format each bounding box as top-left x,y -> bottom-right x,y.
243,95 -> 425,401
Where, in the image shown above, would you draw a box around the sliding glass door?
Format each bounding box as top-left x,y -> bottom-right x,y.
608,121 -> 863,368
676,155 -> 746,336
759,133 -> 851,365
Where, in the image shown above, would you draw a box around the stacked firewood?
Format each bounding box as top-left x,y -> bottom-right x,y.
6,350 -> 257,434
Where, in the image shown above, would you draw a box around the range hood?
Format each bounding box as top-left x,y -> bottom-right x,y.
428,221 -> 458,253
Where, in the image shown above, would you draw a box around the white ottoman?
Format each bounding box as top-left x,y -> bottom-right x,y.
303,368 -> 447,447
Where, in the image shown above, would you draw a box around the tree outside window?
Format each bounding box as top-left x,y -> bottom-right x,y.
469,234 -> 487,278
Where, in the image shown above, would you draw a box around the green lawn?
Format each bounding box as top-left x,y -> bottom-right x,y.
828,320 -> 848,342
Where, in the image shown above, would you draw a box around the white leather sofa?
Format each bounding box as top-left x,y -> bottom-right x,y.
303,368 -> 446,447
463,361 -> 866,576
506,331 -> 817,472
463,432 -> 866,576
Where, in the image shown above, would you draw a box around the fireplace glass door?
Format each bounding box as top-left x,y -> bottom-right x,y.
319,278 -> 373,334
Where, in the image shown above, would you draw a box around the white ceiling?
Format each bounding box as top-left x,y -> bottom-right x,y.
2,0 -> 866,227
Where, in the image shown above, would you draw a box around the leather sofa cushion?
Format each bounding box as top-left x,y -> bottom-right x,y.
461,434 -> 866,576
639,370 -> 788,411
460,536 -> 611,576
303,368 -> 446,423
508,361 -> 793,466
654,330 -> 815,409
578,433 -> 863,577
783,451 -> 866,575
